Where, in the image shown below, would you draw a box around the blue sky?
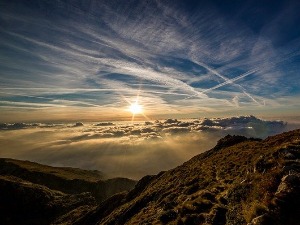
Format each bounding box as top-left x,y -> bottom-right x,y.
0,0 -> 300,122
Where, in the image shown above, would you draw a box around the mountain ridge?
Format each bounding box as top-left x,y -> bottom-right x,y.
0,158 -> 136,203
1,129 -> 300,225
66,129 -> 300,225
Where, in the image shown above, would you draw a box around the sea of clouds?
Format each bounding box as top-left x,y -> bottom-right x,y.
0,116 -> 294,179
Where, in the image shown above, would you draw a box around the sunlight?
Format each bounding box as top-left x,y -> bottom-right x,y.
129,102 -> 143,114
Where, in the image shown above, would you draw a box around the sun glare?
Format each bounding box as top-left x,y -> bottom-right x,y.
129,102 -> 143,114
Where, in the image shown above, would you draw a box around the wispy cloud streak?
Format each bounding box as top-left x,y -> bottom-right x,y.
0,0 -> 299,121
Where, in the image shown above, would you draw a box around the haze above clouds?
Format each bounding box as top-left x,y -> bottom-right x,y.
0,116 -> 290,179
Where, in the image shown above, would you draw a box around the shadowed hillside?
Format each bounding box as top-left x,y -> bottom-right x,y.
0,158 -> 136,203
0,175 -> 95,225
1,130 -> 300,225
0,158 -> 136,225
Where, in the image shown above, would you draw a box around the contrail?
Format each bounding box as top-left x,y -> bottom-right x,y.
191,58 -> 261,105
242,91 -> 261,105
187,48 -> 300,101
184,69 -> 257,100
202,69 -> 257,93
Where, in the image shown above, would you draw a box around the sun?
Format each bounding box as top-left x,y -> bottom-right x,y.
129,102 -> 143,114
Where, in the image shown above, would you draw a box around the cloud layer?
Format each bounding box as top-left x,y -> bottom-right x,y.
0,116 -> 292,179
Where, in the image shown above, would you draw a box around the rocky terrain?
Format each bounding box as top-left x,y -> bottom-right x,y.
1,129 -> 300,225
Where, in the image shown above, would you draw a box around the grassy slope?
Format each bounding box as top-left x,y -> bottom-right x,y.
69,129 -> 300,225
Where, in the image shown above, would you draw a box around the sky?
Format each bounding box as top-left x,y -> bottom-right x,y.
0,0 -> 300,122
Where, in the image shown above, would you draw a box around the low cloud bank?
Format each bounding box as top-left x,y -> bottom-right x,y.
0,122 -> 63,129
0,116 -> 293,179
0,115 -> 287,138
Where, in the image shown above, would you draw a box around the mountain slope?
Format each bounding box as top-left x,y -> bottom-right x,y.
0,175 -> 95,225
0,158 -> 136,202
66,129 -> 300,225
0,158 -> 136,225
1,130 -> 299,225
